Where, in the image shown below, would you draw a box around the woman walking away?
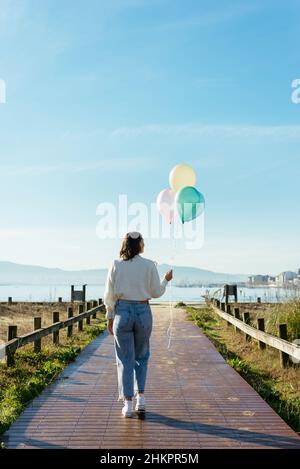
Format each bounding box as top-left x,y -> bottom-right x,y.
104,232 -> 173,418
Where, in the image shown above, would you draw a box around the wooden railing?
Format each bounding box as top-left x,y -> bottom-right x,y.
0,299 -> 105,366
210,298 -> 300,367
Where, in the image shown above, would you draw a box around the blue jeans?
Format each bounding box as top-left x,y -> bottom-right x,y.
113,300 -> 153,401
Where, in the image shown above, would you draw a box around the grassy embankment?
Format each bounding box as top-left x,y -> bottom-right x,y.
0,302 -> 107,437
183,301 -> 300,433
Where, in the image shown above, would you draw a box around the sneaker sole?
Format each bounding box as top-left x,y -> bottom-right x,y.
135,407 -> 146,413
122,412 -> 133,418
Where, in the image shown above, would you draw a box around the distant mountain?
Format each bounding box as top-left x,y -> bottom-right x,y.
158,264 -> 249,285
0,261 -> 249,286
0,261 -> 106,285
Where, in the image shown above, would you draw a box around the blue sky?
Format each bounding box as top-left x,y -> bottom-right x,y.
0,0 -> 299,275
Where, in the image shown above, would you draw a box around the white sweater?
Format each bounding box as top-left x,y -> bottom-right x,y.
103,254 -> 168,319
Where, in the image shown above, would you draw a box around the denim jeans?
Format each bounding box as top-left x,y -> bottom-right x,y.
113,300 -> 153,401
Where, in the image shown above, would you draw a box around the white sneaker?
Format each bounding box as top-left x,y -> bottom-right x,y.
122,400 -> 133,418
135,394 -> 146,412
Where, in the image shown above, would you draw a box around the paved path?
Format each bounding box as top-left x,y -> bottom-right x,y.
2,305 -> 300,449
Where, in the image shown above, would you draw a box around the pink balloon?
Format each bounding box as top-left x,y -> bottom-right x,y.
156,188 -> 176,224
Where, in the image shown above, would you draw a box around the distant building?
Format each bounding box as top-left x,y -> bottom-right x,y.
250,269 -> 300,287
293,278 -> 300,287
276,271 -> 297,286
248,275 -> 270,285
276,273 -> 283,286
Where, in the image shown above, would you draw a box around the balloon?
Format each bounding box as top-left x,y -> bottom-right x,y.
175,186 -> 205,223
156,188 -> 176,224
169,163 -> 196,192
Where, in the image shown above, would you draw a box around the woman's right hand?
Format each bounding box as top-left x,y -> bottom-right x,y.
165,269 -> 173,282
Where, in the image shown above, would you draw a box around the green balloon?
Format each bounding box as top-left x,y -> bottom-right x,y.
175,186 -> 205,223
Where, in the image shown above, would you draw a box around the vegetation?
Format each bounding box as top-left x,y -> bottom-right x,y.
185,304 -> 300,433
0,316 -> 107,436
260,300 -> 300,341
0,302 -> 76,343
232,300 -> 300,342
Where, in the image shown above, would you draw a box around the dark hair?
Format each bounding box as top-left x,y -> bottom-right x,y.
120,232 -> 143,261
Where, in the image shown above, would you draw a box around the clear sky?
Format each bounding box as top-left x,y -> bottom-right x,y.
0,0 -> 299,275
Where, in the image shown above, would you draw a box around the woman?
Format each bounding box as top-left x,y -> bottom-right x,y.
104,232 -> 173,418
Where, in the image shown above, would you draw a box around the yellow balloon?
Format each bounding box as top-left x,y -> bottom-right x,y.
169,163 -> 196,192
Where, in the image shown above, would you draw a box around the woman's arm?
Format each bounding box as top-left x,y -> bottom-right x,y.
149,262 -> 172,298
104,261 -> 116,320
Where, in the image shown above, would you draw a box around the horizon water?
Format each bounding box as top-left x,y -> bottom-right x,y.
0,284 -> 300,304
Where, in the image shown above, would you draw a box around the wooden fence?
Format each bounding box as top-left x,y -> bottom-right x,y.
210,298 -> 300,367
1,299 -> 105,366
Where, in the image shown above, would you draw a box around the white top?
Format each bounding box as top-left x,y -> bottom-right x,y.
103,254 -> 168,319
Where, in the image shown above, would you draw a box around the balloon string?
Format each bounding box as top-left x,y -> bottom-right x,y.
167,228 -> 176,349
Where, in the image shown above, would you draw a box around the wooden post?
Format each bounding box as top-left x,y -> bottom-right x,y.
279,324 -> 289,368
8,296 -> 12,305
226,304 -> 232,327
86,302 -> 91,324
234,307 -> 240,333
234,285 -> 238,303
257,318 -> 266,350
224,285 -> 228,304
243,312 -> 251,341
78,304 -> 84,331
82,285 -> 86,302
224,284 -> 238,304
92,300 -> 97,319
53,311 -> 60,344
7,325 -> 17,366
34,317 -> 42,352
67,306 -> 73,337
71,285 -> 74,302
221,302 -> 225,312
98,298 -> 102,306
216,299 -> 220,309
257,297 -> 261,304
58,297 -> 62,303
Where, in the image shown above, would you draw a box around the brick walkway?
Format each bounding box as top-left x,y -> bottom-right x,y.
2,305 -> 300,449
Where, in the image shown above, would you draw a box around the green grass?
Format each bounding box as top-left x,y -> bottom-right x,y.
0,318 -> 107,437
186,305 -> 300,433
262,300 -> 300,341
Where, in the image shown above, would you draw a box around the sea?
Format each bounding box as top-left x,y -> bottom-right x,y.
0,284 -> 300,304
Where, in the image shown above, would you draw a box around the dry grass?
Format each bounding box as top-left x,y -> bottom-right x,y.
234,300 -> 300,341
0,301 -> 100,354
